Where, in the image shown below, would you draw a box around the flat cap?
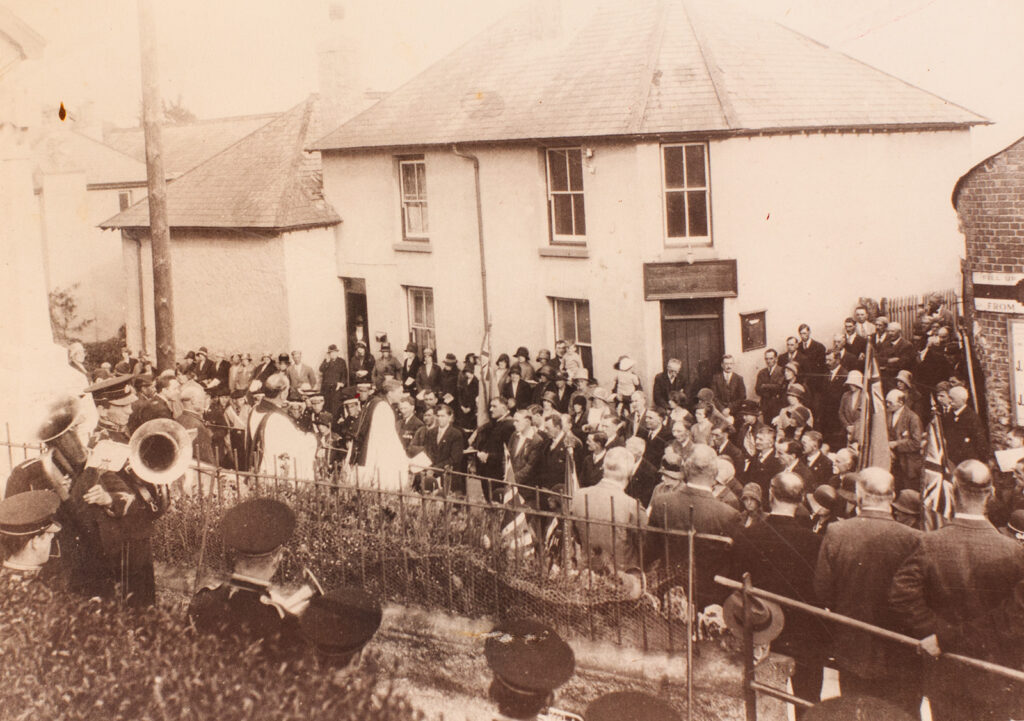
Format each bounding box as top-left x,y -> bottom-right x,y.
221,498 -> 295,555
300,587 -> 382,661
0,490 -> 60,536
484,618 -> 574,693
585,692 -> 681,721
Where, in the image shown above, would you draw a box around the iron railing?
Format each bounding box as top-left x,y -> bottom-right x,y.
715,574 -> 1024,720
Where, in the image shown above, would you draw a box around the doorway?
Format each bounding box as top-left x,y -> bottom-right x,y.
342,277 -> 369,357
660,298 -> 724,395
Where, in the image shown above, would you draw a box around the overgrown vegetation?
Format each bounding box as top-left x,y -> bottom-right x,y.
48,283 -> 93,345
0,579 -> 423,721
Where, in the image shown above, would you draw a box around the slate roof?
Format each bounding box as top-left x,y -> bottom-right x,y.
104,112 -> 279,178
100,96 -> 340,231
34,128 -> 149,187
311,0 -> 986,151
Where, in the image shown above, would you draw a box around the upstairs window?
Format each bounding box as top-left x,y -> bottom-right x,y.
662,143 -> 710,244
546,148 -> 586,243
406,286 -> 436,352
399,157 -> 428,241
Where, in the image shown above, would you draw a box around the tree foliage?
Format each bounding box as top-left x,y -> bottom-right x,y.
48,283 -> 94,345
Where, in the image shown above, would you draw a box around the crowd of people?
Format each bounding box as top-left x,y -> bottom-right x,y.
36,292 -> 1024,719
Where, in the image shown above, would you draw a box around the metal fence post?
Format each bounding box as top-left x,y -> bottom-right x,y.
687,505 -> 695,721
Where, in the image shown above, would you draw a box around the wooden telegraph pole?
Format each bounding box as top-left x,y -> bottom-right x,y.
137,0 -> 175,370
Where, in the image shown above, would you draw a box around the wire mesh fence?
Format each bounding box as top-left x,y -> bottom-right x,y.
2,429 -> 726,656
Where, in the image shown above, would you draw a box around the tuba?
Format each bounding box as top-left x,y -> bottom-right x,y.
37,396 -> 89,480
128,419 -> 193,486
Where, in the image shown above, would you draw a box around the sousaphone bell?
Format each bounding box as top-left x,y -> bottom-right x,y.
128,419 -> 193,485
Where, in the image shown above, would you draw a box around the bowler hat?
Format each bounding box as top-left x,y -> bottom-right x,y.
277,353 -> 290,362
811,485 -> 840,515
327,344 -> 339,352
405,342 -> 418,353
892,489 -> 922,516
443,353 -> 458,365
197,346 -> 209,356
722,591 -> 784,645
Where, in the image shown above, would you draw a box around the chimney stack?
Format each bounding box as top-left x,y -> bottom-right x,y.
317,3 -> 364,134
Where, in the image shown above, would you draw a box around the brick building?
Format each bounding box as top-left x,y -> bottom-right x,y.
954,135 -> 1024,449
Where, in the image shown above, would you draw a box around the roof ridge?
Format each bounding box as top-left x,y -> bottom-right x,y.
768,15 -> 991,126
274,96 -> 317,228
310,7 -> 520,150
68,129 -> 150,168
679,0 -> 738,129
106,111 -> 282,134
626,0 -> 670,134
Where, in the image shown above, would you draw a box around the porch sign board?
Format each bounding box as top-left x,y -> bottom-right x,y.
1010,318 -> 1024,427
643,260 -> 738,300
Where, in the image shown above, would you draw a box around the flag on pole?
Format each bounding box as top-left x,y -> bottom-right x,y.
476,327 -> 492,427
857,340 -> 892,471
922,401 -> 954,531
499,447 -> 536,559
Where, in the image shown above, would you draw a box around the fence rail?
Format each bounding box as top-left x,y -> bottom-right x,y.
879,288 -> 960,337
715,574 -> 1024,720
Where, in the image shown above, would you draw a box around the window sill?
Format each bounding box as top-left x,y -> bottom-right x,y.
539,246 -> 589,259
393,242 -> 432,253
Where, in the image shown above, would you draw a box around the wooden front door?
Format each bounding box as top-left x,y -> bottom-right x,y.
660,298 -> 724,393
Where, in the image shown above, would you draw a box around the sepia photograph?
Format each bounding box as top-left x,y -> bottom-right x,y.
1,0 -> 1024,719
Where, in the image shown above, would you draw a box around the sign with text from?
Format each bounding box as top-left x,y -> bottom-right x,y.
973,271 -> 1024,314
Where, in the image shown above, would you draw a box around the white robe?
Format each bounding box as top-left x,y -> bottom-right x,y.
353,399 -> 409,492
249,405 -> 317,482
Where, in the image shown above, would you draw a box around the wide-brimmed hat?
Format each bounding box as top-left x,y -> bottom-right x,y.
844,370 -> 863,389
786,383 -> 807,400
892,489 -> 922,516
592,387 -> 614,404
616,355 -> 635,372
723,591 -> 784,645
789,405 -> 811,427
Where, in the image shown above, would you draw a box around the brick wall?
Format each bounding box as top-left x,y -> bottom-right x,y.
957,136 -> 1024,449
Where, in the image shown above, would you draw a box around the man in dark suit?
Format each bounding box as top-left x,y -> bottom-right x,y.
252,353 -> 276,387
507,410 -> 543,498
711,355 -> 746,410
778,337 -> 808,381
549,372 -> 573,414
472,397 -> 515,501
818,351 -> 848,450
637,409 -> 668,468
886,389 -> 923,492
755,348 -> 787,423
710,422 -> 744,473
127,374 -> 179,434
624,436 -> 660,509
776,439 -> 815,492
915,334 -> 953,395
942,386 -> 990,465
319,344 -> 349,416
580,432 -> 608,489
396,395 -> 423,452
647,445 -> 738,607
842,318 -> 866,363
798,324 -> 827,381
424,404 -> 465,477
652,358 -> 686,411
733,400 -> 761,462
732,471 -> 827,716
881,322 -> 916,387
815,468 -> 922,717
800,431 -> 831,491
743,425 -> 782,498
830,333 -> 860,373
400,342 -> 422,394
193,347 -> 215,382
890,461 -> 1024,721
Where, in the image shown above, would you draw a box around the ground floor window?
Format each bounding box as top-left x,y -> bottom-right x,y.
552,297 -> 593,375
406,286 -> 436,352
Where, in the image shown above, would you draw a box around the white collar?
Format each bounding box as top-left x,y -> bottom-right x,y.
3,559 -> 42,573
956,513 -> 987,521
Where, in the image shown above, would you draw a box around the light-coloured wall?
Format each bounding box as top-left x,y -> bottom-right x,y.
123,230 -> 291,359
282,225 -> 347,358
38,173 -> 128,341
321,127 -> 972,391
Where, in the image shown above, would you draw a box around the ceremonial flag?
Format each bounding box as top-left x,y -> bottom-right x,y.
477,328 -> 492,427
922,402 -> 954,530
857,340 -> 892,471
499,448 -> 536,559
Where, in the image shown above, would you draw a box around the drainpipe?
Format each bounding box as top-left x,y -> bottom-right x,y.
451,145 -> 492,401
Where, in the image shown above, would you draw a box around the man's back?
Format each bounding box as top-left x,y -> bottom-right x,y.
572,481 -> 646,573
815,512 -> 921,677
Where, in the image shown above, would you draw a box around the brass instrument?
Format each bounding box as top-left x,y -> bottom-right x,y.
127,419 -> 194,486
37,396 -> 89,483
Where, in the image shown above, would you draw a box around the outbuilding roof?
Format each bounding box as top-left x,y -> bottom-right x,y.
100,96 -> 340,232
311,0 -> 986,151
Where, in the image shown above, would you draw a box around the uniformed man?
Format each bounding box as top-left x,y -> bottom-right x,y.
484,617 -> 575,718
86,375 -> 137,443
188,498 -> 305,660
0,490 -> 62,594
300,587 -> 382,668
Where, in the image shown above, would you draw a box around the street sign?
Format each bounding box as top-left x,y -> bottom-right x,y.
973,271 -> 1024,314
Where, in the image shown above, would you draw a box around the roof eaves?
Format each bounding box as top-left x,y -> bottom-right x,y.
273,98 -> 316,229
